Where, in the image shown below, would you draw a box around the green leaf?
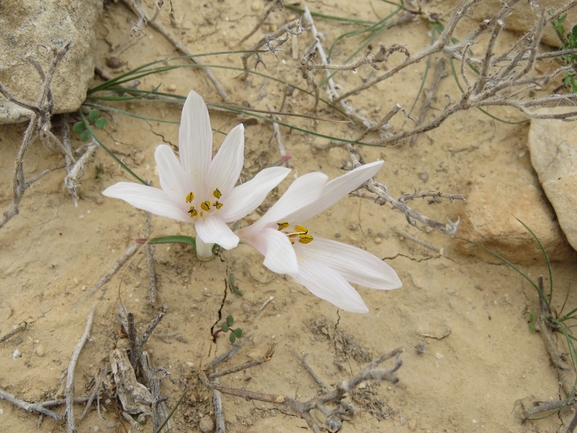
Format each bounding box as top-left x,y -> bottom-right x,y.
80,130 -> 92,141
79,110 -> 149,185
234,328 -> 243,339
95,117 -> 108,129
229,333 -> 237,344
221,322 -> 229,333
88,109 -> 100,122
226,315 -> 234,327
141,235 -> 196,247
73,121 -> 86,134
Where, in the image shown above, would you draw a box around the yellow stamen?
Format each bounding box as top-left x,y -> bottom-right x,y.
277,222 -> 289,231
295,225 -> 308,234
213,188 -> 222,199
214,201 -> 223,210
200,201 -> 211,211
298,234 -> 314,244
186,192 -> 194,203
188,207 -> 198,217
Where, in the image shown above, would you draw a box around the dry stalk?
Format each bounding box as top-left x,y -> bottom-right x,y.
0,42 -> 71,230
318,0 -> 577,147
346,145 -> 464,234
121,0 -> 229,101
65,305 -> 96,433
73,242 -> 141,307
240,17 -> 308,80
201,347 -> 403,433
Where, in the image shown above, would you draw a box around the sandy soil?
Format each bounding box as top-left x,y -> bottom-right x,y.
2,1 -> 577,432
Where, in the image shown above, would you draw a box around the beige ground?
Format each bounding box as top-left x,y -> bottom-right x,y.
2,1 -> 577,432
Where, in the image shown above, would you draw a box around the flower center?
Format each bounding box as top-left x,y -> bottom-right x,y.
186,189 -> 223,219
277,221 -> 313,244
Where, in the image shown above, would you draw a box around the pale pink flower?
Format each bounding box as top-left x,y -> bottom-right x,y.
103,90 -> 290,257
237,161 -> 402,313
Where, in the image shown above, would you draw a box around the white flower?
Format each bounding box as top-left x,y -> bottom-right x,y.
237,161 -> 402,313
102,90 -> 290,257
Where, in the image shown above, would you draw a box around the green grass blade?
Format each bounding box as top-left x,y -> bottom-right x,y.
459,237 -> 550,309
514,217 -> 554,304
78,111 -> 149,185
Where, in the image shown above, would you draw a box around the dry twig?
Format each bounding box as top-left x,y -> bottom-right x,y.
65,305 -> 96,433
0,42 -> 71,230
121,0 -> 229,100
201,346 -> 404,433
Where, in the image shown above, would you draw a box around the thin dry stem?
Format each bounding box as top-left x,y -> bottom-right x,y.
122,0 -> 229,101
65,305 -> 96,433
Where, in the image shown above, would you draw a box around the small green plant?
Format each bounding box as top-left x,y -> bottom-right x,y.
73,109 -> 108,141
464,219 -> 577,421
551,12 -> 577,93
213,315 -> 243,343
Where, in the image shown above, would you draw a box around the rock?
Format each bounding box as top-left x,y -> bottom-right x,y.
469,0 -> 577,48
199,416 -> 215,433
35,344 -> 46,357
456,165 -> 573,264
528,108 -> 577,253
0,0 -> 102,124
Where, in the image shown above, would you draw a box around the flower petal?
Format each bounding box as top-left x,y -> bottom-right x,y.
205,124 -> 244,196
102,182 -> 191,223
155,145 -> 191,208
220,167 -> 290,223
292,259 -> 369,313
195,215 -> 239,250
290,161 -> 384,223
295,238 -> 402,290
251,172 -> 328,232
261,228 -> 298,274
179,91 -> 212,192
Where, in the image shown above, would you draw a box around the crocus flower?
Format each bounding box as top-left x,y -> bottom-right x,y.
103,90 -> 290,258
237,161 -> 402,313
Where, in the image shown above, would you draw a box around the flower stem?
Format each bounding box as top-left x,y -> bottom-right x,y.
195,237 -> 214,260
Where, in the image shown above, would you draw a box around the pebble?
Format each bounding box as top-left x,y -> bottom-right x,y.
166,83 -> 177,92
251,1 -> 261,11
35,344 -> 46,357
106,56 -> 123,69
374,237 -> 382,244
199,416 -> 215,432
12,348 -> 22,360
407,419 -> 417,431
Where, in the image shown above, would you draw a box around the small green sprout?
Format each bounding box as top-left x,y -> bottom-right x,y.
73,109 -> 108,141
213,315 -> 243,343
551,12 -> 577,93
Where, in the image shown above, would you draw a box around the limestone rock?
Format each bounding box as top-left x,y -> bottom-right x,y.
456,166 -> 573,264
0,0 -> 102,124
528,108 -> 577,253
469,0 -> 577,48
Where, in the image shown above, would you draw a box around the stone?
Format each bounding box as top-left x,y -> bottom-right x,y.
456,164 -> 573,264
0,0 -> 102,124
469,0 -> 577,48
198,416 -> 215,433
528,108 -> 577,253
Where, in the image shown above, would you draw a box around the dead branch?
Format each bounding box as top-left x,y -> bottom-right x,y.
0,42 -> 71,230
145,213 -> 157,304
0,388 -> 92,421
121,0 -> 229,101
0,322 -> 27,343
73,242 -> 140,308
65,305 -> 96,433
240,17 -> 308,80
238,0 -> 285,46
200,347 -> 404,433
